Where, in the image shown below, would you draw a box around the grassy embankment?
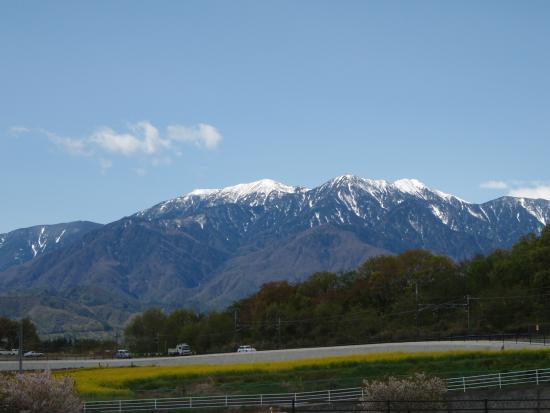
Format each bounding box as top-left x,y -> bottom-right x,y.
63,349 -> 550,401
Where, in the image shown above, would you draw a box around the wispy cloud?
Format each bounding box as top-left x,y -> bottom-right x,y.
10,121 -> 222,171
480,179 -> 550,200
480,180 -> 508,189
167,123 -> 222,149
9,126 -> 31,135
509,185 -> 550,200
42,130 -> 90,155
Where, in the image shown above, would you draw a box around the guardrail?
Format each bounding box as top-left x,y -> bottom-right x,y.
82,367 -> 550,412
295,399 -> 550,412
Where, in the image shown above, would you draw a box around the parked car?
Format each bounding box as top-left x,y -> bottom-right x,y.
115,349 -> 131,359
23,351 -> 45,358
168,343 -> 192,356
237,345 -> 256,353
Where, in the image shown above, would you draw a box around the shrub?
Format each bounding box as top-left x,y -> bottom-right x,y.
0,371 -> 81,413
361,373 -> 447,412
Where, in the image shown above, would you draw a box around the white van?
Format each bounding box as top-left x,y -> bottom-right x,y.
115,349 -> 131,359
168,343 -> 192,356
237,345 -> 256,353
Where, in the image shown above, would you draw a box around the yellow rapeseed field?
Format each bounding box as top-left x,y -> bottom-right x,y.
59,349 -> 507,398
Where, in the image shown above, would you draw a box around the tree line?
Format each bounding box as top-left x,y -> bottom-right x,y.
124,225 -> 550,354
0,317 -> 40,351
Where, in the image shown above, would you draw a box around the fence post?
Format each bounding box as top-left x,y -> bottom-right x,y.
190,397 -> 192,408
154,399 -> 157,410
328,390 -> 331,403
119,400 -> 122,413
498,373 -> 502,389
225,395 -> 228,407
260,394 -> 263,406
462,376 -> 466,392
536,369 -> 540,385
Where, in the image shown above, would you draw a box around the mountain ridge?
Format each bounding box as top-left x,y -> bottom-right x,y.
1,175 -> 549,335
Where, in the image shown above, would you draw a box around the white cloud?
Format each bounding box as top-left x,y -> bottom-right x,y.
167,123 -> 222,149
480,180 -> 550,200
480,180 -> 508,189
509,186 -> 550,200
43,131 -> 89,155
8,121 -> 222,171
90,122 -> 171,156
9,126 -> 31,135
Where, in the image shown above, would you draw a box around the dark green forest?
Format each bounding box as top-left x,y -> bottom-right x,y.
124,225 -> 550,354
0,317 -> 40,351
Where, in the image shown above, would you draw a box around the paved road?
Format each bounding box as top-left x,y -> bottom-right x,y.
0,340 -> 540,371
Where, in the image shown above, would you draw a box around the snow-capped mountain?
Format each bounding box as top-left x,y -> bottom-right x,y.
1,175 -> 549,335
0,221 -> 102,272
140,178 -> 306,219
137,174 -> 548,258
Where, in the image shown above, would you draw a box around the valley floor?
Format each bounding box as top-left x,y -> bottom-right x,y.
45,344 -> 550,400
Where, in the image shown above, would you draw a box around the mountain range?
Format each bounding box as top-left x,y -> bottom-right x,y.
1,175 -> 549,336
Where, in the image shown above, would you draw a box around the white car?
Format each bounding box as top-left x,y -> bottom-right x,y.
237,345 -> 256,353
115,349 -> 131,359
23,351 -> 45,358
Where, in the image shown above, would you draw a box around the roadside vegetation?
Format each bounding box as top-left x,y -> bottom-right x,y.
65,349 -> 550,400
0,371 -> 81,413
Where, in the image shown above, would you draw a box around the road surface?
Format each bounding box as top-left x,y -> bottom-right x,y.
0,340 -> 540,371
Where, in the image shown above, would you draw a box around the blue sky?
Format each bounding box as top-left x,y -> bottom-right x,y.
1,1 -> 549,233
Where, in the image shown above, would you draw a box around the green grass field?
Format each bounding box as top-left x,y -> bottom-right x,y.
63,349 -> 550,400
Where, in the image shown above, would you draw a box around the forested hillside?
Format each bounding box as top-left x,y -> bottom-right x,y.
125,225 -> 550,353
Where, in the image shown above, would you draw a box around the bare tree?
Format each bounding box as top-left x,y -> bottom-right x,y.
362,373 -> 447,412
0,371 -> 81,413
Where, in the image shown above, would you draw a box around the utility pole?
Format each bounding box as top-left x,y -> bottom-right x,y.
18,320 -> 23,374
466,295 -> 471,334
277,316 -> 281,349
234,310 -> 239,345
415,281 -> 419,337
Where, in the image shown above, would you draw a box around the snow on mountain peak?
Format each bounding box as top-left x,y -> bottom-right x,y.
393,178 -> 467,203
182,179 -> 299,205
188,179 -> 296,196
394,178 -> 427,195
188,188 -> 219,197
220,179 -> 297,198
328,174 -> 388,190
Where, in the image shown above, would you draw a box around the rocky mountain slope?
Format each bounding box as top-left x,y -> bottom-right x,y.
0,221 -> 102,272
1,175 -> 549,335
